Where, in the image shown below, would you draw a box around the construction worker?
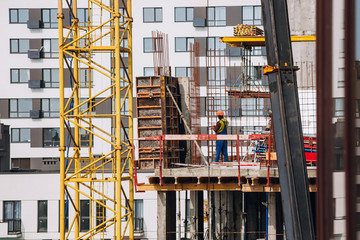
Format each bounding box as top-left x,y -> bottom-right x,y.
211,110 -> 229,162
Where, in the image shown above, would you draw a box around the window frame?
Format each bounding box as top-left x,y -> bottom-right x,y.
43,68 -> 59,88
11,128 -> 30,143
175,37 -> 195,52
43,128 -> 60,148
42,39 -> 59,58
10,39 -> 30,54
242,5 -> 263,26
3,201 -> 21,233
207,6 -> 226,27
41,9 -> 58,28
334,98 -> 345,117
143,38 -> 154,53
9,9 -> 29,24
37,200 -> 48,232
9,99 -> 32,118
174,7 -> 194,22
10,69 -> 30,83
207,37 -> 226,56
143,7 -> 163,23
41,98 -> 60,118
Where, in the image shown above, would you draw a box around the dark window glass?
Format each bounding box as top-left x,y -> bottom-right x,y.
80,200 -> 90,232
43,128 -> 60,147
3,201 -> 21,233
38,200 -> 48,232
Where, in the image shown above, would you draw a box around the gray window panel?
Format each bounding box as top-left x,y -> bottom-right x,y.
10,99 -> 32,118
242,6 -> 262,26
175,38 -> 186,52
144,67 -> 154,76
10,69 -> 19,83
10,39 -> 19,53
207,7 -> 226,26
11,129 -> 20,142
175,8 -> 186,22
143,8 -> 155,22
10,10 -> 18,23
20,69 -> 29,83
42,9 -> 50,22
19,39 -> 29,53
242,6 -> 253,21
334,98 -> 344,117
175,67 -> 187,77
155,8 -> 162,22
143,38 -> 153,52
187,8 -> 194,21
18,9 -> 29,23
42,99 -> 59,118
12,128 -> 31,143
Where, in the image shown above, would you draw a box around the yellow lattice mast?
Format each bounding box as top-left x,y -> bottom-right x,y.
58,0 -> 133,239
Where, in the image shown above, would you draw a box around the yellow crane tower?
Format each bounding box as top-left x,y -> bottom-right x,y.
58,0 -> 134,239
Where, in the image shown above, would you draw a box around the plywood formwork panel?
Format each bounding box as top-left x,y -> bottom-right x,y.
136,76 -> 180,169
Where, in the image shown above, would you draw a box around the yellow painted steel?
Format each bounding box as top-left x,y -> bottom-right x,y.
58,0 -> 134,239
220,35 -> 316,47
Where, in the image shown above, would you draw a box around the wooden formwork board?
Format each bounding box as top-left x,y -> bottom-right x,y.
136,76 -> 181,169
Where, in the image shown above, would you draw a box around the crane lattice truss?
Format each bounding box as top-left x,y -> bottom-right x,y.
58,0 -> 133,239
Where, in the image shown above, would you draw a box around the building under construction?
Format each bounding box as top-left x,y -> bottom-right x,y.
0,0 -> 359,240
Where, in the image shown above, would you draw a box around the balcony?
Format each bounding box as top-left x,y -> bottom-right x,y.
0,220 -> 21,238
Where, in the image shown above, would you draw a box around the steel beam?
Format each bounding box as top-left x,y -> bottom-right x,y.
260,0 -> 315,239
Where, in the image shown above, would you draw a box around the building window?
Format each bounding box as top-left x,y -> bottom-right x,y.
10,69 -> 29,83
79,69 -> 93,88
38,200 -> 48,232
42,39 -> 59,58
41,9 -> 58,28
120,98 -> 129,115
80,200 -> 90,232
338,68 -> 344,87
143,38 -> 154,53
175,67 -> 192,78
356,128 -> 360,147
96,200 -> 106,229
143,7 -> 162,23
42,98 -> 60,118
242,6 -> 262,26
207,37 -> 226,56
240,126 -> 264,135
80,128 -> 93,147
207,7 -> 226,26
10,39 -> 29,53
144,67 -> 154,76
134,199 -> 144,233
339,39 -> 344,58
334,98 -> 344,117
11,128 -> 30,143
43,69 -> 59,88
3,201 -> 21,234
9,9 -> 28,23
356,99 -> 360,118
175,37 -> 194,52
9,99 -> 32,118
120,39 -> 128,57
11,158 -> 30,170
207,67 -> 227,86
241,98 -> 266,116
77,8 -> 89,26
175,7 -> 194,22
252,46 -> 267,56
43,128 -> 60,147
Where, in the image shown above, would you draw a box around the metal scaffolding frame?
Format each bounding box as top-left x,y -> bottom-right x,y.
58,0 -> 134,239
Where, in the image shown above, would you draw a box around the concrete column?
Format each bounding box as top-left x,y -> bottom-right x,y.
157,191 -> 176,240
268,193 -> 277,240
190,191 -> 204,240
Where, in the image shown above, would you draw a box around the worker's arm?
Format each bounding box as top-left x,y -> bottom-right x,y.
212,121 -> 221,132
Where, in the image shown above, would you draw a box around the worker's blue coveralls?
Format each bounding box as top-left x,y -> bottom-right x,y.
214,118 -> 229,162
